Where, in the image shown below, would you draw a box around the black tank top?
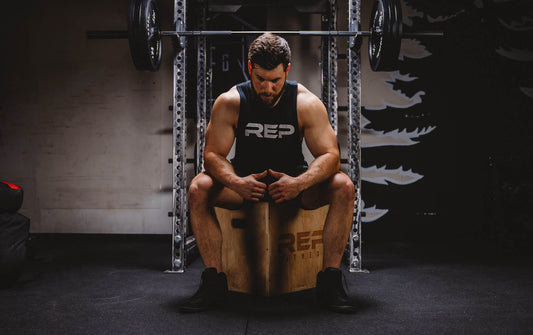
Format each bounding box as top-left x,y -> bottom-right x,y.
233,80 -> 308,181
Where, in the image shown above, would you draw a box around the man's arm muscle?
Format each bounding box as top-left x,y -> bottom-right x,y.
295,85 -> 341,191
203,87 -> 268,201
203,88 -> 240,187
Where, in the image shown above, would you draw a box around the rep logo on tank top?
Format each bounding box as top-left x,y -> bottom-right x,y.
245,123 -> 295,139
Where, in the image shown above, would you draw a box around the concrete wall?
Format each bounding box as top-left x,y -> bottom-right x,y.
1,0 -> 177,233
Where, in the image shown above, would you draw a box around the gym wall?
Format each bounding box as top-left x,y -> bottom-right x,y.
0,0 -> 177,233
0,0 -> 326,234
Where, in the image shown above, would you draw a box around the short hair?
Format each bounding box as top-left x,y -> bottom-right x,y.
248,33 -> 291,71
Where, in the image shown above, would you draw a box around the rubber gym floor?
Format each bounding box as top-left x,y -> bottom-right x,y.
1,234 -> 532,335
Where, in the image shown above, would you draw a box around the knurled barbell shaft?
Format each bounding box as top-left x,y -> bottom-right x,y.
161,30 -> 366,36
168,30 -> 443,37
88,30 -> 442,39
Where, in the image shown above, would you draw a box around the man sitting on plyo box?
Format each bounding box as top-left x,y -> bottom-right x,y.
180,33 -> 356,313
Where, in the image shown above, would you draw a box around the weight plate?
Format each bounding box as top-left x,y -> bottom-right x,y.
141,0 -> 162,71
128,0 -> 139,69
128,0 -> 162,71
128,0 -> 145,70
368,0 -> 402,71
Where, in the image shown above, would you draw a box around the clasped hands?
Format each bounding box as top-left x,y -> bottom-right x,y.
236,169 -> 302,203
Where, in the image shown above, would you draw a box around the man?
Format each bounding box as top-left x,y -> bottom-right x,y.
179,33 -> 356,313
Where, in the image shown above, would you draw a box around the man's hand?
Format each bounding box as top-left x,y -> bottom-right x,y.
267,169 -> 303,203
233,170 -> 268,202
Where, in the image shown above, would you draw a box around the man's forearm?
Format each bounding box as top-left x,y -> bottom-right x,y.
204,152 -> 240,188
295,152 -> 340,191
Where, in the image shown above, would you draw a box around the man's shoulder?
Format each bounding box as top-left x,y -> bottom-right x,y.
215,85 -> 241,108
296,83 -> 322,109
295,83 -> 328,129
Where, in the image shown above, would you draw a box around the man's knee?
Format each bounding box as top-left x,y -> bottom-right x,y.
189,174 -> 214,206
329,173 -> 355,204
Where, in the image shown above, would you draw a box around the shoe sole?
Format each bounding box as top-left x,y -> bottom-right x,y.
320,303 -> 357,314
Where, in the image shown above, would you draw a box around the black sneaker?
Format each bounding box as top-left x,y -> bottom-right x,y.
179,268 -> 228,313
316,267 -> 357,313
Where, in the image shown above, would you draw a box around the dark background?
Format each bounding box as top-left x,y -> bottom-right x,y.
1,0 -> 532,254
368,0 -> 533,254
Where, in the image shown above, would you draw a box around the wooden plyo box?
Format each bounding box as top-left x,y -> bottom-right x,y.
215,202 -> 329,296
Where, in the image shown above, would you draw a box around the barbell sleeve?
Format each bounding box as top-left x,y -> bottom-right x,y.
403,32 -> 444,37
86,31 -> 129,39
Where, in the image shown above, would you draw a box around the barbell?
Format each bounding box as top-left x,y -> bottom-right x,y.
87,0 -> 442,72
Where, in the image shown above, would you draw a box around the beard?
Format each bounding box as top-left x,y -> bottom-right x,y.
251,82 -> 286,108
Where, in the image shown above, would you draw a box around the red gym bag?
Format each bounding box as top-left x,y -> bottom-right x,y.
0,181 -> 29,286
0,181 -> 24,213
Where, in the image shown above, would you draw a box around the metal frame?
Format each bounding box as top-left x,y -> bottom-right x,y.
168,0 -> 188,273
347,0 -> 364,272
321,0 -> 339,134
196,3 -> 208,175
167,0 -> 364,273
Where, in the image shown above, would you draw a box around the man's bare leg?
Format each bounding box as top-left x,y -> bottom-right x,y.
321,172 -> 355,270
179,172 -> 243,313
300,171 -> 355,269
188,172 -> 244,271
300,171 -> 357,313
